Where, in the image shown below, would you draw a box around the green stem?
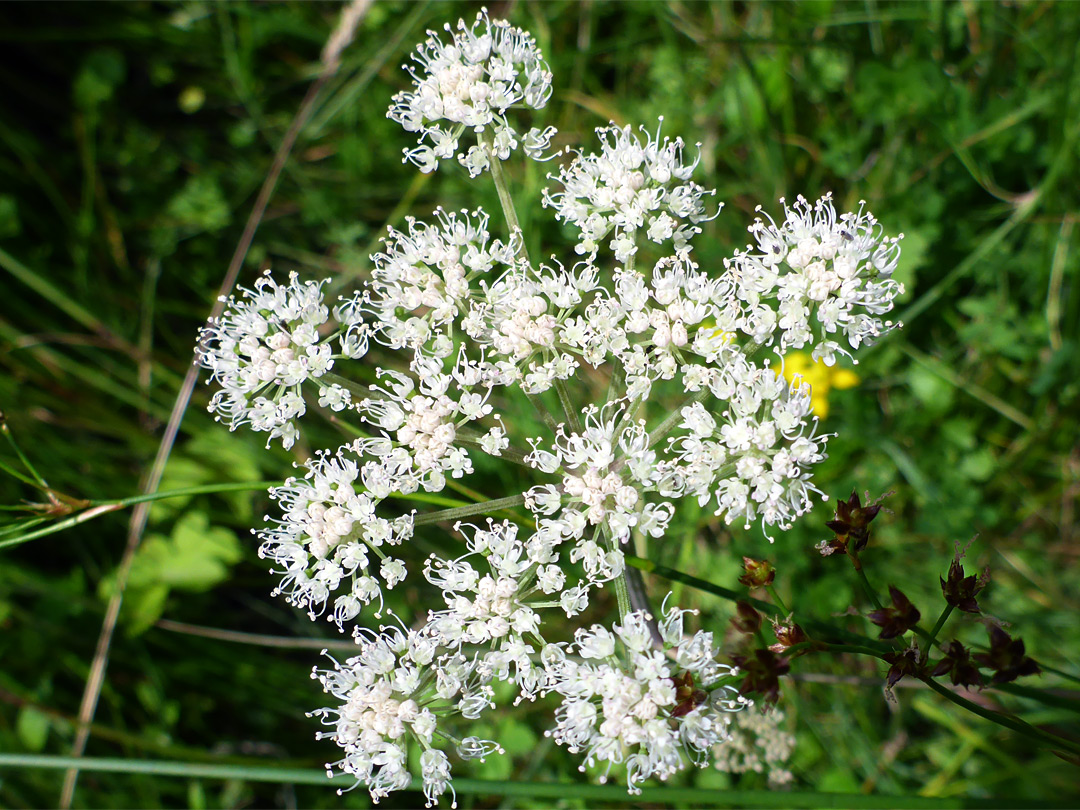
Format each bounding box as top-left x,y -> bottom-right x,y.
483,134 -> 564,440
767,584 -> 790,616
1,420 -> 48,487
992,682 -> 1080,712
0,481 -> 279,551
613,571 -> 631,621
526,392 -> 561,435
920,677 -> 1080,757
411,493 -> 528,527
484,133 -> 530,265
1,754 -> 1070,808
647,387 -> 710,449
631,556 -> 1080,752
454,429 -> 532,468
319,370 -> 372,400
923,604 -> 954,658
848,550 -> 885,611
627,555 -> 893,651
554,378 -> 582,433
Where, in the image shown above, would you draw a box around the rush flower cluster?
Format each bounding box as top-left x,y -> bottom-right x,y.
195,9 -> 901,804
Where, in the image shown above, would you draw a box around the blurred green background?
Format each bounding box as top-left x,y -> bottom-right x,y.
1,1 -> 1078,807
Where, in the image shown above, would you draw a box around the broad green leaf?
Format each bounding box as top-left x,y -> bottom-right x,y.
16,706 -> 50,753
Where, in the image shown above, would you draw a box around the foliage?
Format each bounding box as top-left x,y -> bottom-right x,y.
0,1 -> 1078,807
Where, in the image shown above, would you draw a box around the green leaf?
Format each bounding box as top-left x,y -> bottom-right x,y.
101,512 -> 243,635
16,706 -> 50,753
164,175 -> 230,233
908,366 -> 955,412
72,48 -> 126,110
122,583 -> 169,637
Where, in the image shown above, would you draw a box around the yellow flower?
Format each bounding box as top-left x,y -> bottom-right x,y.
772,351 -> 859,418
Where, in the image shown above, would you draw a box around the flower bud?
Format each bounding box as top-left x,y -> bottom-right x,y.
738,557 -> 775,588
868,585 -> 921,640
730,600 -> 763,635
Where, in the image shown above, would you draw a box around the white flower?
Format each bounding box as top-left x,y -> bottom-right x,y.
543,119 -> 718,261
713,706 -> 797,788
195,12 -> 905,802
543,603 -> 747,794
312,623 -> 502,806
258,443 -> 414,625
197,271 -> 361,448
726,194 -> 904,362
389,9 -> 554,174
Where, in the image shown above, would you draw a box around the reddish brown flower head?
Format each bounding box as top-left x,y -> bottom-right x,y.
973,626 -> 1041,684
731,600 -> 763,635
940,556 -> 989,614
931,640 -> 983,689
731,649 -> 790,705
823,489 -> 886,554
739,557 -> 776,588
883,645 -> 923,689
868,585 -> 922,640
669,671 -> 709,718
768,619 -> 809,654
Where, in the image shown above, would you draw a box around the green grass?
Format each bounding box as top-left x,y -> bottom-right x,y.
1,1 -> 1078,808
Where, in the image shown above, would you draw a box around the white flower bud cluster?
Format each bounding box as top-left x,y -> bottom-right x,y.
713,707 -> 797,788
424,518 -> 594,703
669,353 -> 827,534
725,193 -> 904,365
258,442 -> 413,625
543,120 -> 717,261
542,604 -> 748,794
524,403 -> 675,570
367,208 -> 518,351
388,8 -> 555,175
197,271 -> 367,449
311,623 -> 502,808
190,11 -> 914,801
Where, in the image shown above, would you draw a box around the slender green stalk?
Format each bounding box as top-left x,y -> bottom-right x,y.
647,387 -> 710,449
455,428 -> 532,468
89,481 -> 280,510
920,677 -> 1080,757
319,370 -> 373,400
553,377 -> 582,433
527,391 -> 561,434
848,550 -> 885,611
0,481 -> 279,551
484,135 -> 530,264
767,584 -> 790,616
482,133 -> 563,440
628,555 -> 777,613
155,619 -> 355,651
1,419 -> 48,487
992,682 -> 1080,712
612,568 -> 631,620
923,604 -> 954,658
411,493 -> 528,527
0,754 -> 1070,808
627,555 -> 897,651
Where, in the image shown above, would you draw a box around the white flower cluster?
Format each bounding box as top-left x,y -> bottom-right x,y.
258,442 -> 414,624
311,622 -> 501,808
543,604 -> 748,794
724,193 -> 904,365
543,120 -> 717,261
197,271 -> 367,448
388,8 -> 555,176
194,10 -> 909,803
670,353 -> 826,532
713,707 -> 797,788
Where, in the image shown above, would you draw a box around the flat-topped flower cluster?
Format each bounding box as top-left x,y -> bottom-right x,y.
196,8 -> 903,805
